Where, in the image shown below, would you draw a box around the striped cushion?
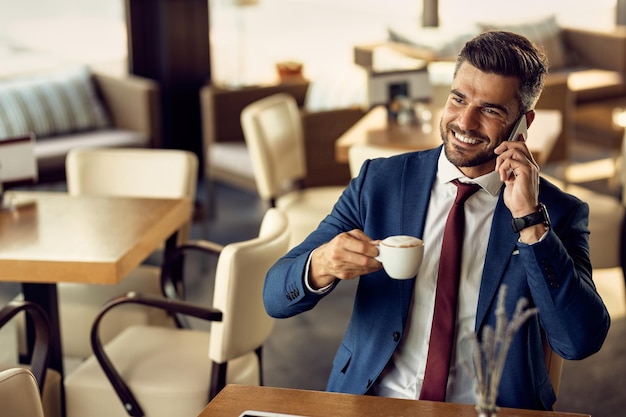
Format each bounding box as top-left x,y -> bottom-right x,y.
0,67 -> 110,140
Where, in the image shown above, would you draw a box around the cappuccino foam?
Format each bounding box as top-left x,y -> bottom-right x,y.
382,235 -> 423,248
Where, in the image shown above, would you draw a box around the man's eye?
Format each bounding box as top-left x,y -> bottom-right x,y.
483,108 -> 501,117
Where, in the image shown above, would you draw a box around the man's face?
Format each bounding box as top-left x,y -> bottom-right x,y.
440,62 -> 522,178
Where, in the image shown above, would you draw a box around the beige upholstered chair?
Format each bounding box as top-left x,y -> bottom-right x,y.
200,81 -> 309,194
15,148 -> 198,361
0,301 -> 62,417
65,208 -> 290,417
241,93 -> 345,248
0,368 -> 45,417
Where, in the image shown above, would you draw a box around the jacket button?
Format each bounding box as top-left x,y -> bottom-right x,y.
393,332 -> 400,342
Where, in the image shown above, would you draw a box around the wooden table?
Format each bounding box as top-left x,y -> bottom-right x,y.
335,105 -> 562,167
0,191 -> 192,377
198,385 -> 591,417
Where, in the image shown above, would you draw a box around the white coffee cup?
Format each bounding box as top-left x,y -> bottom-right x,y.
375,235 -> 424,280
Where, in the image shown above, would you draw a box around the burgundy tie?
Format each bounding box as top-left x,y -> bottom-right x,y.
420,179 -> 480,401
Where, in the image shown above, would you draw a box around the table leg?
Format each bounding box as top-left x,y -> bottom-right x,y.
161,231 -> 191,328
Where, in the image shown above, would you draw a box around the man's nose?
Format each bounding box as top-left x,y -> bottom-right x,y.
457,108 -> 480,131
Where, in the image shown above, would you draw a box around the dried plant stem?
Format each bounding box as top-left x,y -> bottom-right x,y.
468,285 -> 539,412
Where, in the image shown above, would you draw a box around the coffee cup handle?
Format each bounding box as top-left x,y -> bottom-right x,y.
374,244 -> 382,263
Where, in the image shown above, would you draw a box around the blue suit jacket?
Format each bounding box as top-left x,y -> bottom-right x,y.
263,146 -> 610,410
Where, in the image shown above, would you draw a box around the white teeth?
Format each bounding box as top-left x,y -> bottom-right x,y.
454,132 -> 479,144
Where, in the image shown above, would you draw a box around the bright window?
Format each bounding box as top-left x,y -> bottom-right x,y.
0,0 -> 618,83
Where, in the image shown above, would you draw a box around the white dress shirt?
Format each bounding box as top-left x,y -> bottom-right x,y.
373,149 -> 502,403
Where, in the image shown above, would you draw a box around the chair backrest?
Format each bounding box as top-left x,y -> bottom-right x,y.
65,148 -> 198,241
348,144 -> 408,178
66,148 -> 197,199
0,368 -> 45,417
0,134 -> 38,186
208,208 -> 290,363
241,93 -> 306,201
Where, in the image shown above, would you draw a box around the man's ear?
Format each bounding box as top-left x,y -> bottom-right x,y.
525,110 -> 536,129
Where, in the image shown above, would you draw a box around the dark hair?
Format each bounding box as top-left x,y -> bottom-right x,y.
454,30 -> 548,115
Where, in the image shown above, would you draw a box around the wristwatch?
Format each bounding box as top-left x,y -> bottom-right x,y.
511,203 -> 551,233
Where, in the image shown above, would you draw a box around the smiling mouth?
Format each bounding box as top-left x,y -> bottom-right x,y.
453,131 -> 481,145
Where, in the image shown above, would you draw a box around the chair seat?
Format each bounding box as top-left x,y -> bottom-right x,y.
277,186 -> 345,247
208,142 -> 257,191
65,325 -> 260,417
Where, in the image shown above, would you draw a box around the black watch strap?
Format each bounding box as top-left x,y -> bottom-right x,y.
511,203 -> 551,233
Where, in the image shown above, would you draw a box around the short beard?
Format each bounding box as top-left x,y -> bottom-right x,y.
440,120 -> 497,168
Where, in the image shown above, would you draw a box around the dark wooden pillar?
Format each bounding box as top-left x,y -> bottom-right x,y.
422,0 -> 439,27
618,0 -> 626,26
125,0 -> 211,165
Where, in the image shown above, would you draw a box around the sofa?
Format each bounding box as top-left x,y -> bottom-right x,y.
0,66 -> 160,182
379,16 -> 626,163
200,80 -> 365,195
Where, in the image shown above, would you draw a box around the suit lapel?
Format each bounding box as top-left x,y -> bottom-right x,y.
400,148 -> 439,239
475,190 -> 519,330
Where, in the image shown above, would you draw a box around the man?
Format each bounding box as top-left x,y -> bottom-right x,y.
263,31 -> 610,411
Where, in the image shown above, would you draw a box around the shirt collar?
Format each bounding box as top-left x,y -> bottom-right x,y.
436,148 -> 503,196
